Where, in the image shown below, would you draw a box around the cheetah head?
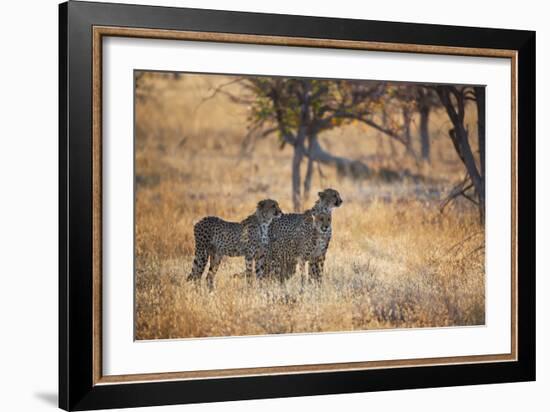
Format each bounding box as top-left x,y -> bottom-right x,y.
310,211 -> 332,234
318,188 -> 343,209
256,199 -> 282,222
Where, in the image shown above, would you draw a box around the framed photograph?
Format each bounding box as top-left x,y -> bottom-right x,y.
59,1 -> 535,410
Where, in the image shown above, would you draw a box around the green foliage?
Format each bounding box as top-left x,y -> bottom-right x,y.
239,76 -> 443,157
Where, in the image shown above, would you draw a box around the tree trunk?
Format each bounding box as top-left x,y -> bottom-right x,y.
419,105 -> 431,162
436,86 -> 484,222
474,86 -> 486,223
291,148 -> 303,212
402,106 -> 412,146
292,81 -> 311,211
292,129 -> 306,212
454,125 -> 483,203
303,137 -> 314,202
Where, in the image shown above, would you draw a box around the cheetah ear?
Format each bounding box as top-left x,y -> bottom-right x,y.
257,200 -> 266,209
318,191 -> 325,199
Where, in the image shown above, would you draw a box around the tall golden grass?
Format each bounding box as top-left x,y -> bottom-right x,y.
134,72 -> 485,340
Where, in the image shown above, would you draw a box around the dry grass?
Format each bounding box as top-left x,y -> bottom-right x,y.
134,72 -> 485,340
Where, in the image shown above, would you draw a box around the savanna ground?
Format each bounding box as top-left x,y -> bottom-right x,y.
135,72 -> 485,340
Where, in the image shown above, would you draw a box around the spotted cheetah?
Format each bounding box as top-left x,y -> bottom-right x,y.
293,211 -> 332,283
186,199 -> 282,289
265,188 -> 342,281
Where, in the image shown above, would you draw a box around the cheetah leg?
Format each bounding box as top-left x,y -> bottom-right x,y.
284,256 -> 298,281
244,254 -> 255,284
276,253 -> 295,282
271,252 -> 284,282
309,259 -> 322,284
274,253 -> 286,282
261,249 -> 281,281
187,246 -> 208,282
255,248 -> 267,280
318,254 -> 326,275
318,236 -> 330,276
298,259 -> 306,289
205,254 -> 222,290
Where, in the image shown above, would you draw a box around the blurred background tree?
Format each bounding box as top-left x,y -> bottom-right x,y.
237,78 -> 422,210
150,73 -> 485,220
231,78 -> 484,220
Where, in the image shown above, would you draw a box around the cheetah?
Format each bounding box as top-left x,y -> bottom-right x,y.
186,199 -> 282,289
265,188 -> 342,281
293,211 -> 333,283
